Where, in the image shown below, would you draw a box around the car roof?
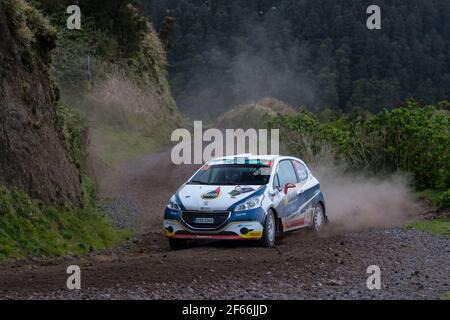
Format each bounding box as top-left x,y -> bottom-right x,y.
207,154 -> 296,164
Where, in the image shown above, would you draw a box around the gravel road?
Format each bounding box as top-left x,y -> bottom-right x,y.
0,150 -> 448,300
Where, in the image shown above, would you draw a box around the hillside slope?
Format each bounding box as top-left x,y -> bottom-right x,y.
0,0 -> 82,206
216,97 -> 297,129
0,0 -> 183,260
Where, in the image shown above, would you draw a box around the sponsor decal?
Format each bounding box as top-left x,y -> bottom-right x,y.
229,186 -> 255,198
284,217 -> 305,230
201,187 -> 221,200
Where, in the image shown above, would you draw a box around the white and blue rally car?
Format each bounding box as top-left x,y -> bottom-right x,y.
163,154 -> 327,249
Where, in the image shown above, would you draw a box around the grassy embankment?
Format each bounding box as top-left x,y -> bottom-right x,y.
0,183 -> 129,261
407,189 -> 450,237
0,103 -> 130,262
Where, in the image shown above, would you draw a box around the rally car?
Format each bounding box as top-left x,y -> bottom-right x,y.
163,154 -> 327,249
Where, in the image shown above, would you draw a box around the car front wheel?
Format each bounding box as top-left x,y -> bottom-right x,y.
259,211 -> 276,248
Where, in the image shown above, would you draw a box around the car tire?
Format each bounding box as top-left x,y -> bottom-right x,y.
259,210 -> 276,248
310,203 -> 326,233
169,238 -> 189,250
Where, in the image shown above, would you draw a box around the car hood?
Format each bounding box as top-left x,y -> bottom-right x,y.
177,184 -> 263,211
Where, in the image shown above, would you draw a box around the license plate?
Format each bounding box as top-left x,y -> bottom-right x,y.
195,217 -> 214,224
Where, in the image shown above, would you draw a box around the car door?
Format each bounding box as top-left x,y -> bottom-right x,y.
291,160 -> 315,227
273,160 -> 300,229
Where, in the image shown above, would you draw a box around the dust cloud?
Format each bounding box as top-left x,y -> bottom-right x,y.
176,16 -> 318,119
79,74 -> 173,126
313,164 -> 420,233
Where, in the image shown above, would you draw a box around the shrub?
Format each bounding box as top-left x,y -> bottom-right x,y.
438,189 -> 450,209
56,103 -> 88,171
1,0 -> 56,72
271,100 -> 450,191
270,110 -> 351,166
351,101 -> 449,190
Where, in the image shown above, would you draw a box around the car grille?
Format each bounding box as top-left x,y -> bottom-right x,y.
181,210 -> 231,230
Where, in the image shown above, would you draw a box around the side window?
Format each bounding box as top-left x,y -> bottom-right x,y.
273,173 -> 281,190
276,160 -> 297,188
292,161 -> 308,182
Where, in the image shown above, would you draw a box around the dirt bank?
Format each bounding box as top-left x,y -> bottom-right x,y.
0,3 -> 82,206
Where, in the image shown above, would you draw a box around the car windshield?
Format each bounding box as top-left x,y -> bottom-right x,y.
188,164 -> 272,186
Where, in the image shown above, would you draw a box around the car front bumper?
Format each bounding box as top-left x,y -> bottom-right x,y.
163,207 -> 266,240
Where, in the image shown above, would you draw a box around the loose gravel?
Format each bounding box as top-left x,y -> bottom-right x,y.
0,227 -> 448,300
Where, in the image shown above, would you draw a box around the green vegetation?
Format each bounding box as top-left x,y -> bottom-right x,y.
270,101 -> 450,193
416,190 -> 443,207
0,184 -> 129,261
416,189 -> 450,209
437,189 -> 450,209
406,219 -> 450,238
1,0 -> 56,70
57,102 -> 88,171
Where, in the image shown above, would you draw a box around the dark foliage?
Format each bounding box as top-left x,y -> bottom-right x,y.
144,0 -> 450,118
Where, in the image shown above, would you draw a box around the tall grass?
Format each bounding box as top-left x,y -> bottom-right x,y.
0,182 -> 129,261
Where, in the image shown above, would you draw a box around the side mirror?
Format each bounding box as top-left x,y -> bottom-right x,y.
284,183 -> 296,194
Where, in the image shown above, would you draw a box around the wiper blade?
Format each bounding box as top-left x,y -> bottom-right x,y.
188,180 -> 209,185
217,183 -> 241,186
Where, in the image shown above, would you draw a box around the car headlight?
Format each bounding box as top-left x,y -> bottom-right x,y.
234,195 -> 264,212
167,195 -> 180,210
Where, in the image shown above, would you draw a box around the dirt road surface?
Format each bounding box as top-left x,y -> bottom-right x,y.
0,150 -> 448,299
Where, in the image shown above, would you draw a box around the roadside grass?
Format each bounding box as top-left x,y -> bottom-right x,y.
415,189 -> 450,209
415,189 -> 442,206
0,183 -> 130,262
406,218 -> 450,238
